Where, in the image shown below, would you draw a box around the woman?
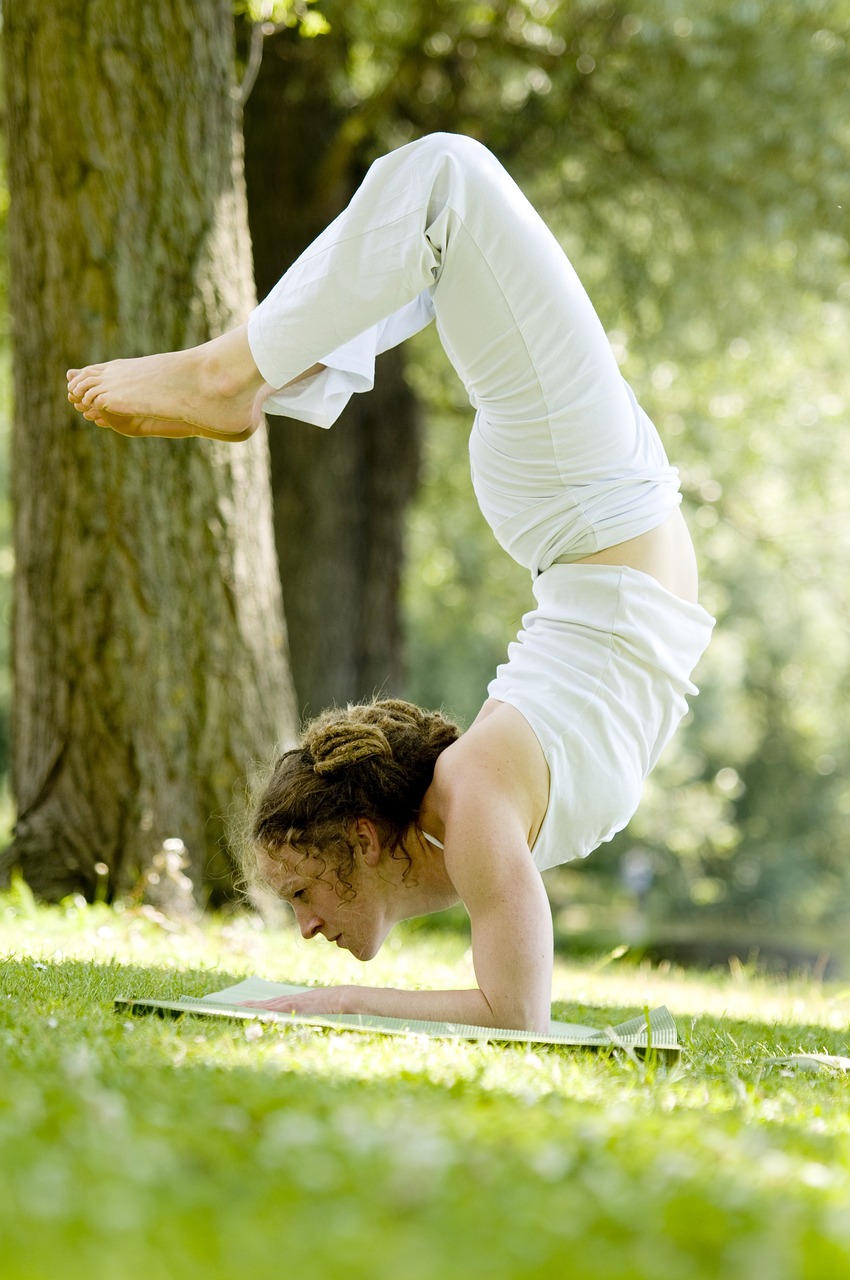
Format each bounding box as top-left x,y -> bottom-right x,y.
67,134 -> 713,1033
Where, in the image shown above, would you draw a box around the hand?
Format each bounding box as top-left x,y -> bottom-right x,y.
241,986 -> 355,1015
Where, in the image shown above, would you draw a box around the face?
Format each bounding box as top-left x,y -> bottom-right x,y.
257,841 -> 392,962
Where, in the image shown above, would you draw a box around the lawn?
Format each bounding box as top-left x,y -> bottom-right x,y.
2,878 -> 850,1280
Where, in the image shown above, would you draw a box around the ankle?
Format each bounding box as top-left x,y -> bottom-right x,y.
198,326 -> 261,402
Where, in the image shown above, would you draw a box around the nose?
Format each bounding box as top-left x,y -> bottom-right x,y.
294,904 -> 324,940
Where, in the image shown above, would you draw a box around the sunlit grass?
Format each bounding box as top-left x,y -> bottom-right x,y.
3,883 -> 850,1280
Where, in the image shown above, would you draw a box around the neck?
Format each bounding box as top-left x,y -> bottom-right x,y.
388,826 -> 460,923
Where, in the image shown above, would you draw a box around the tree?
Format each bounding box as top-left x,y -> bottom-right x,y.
1,1 -> 297,902
241,20 -> 421,715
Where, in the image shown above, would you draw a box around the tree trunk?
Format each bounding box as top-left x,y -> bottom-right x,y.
1,2 -> 298,902
241,25 -> 421,716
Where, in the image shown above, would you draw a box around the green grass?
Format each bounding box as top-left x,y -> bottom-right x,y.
2,880 -> 850,1280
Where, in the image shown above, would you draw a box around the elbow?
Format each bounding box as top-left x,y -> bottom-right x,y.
524,1012 -> 552,1037
487,997 -> 550,1036
507,1013 -> 551,1037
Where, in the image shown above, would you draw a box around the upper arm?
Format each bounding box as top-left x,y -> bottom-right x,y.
434,717 -> 553,1032
455,817 -> 553,1032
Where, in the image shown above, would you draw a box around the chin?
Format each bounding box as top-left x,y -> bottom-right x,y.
349,932 -> 386,963
350,942 -> 378,963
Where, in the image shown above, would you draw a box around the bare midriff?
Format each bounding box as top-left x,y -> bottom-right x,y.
570,507 -> 699,603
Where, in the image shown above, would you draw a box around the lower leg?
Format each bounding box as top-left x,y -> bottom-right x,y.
67,134 -> 614,446
67,136 -> 544,440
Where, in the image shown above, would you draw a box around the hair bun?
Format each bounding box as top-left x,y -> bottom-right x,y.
308,721 -> 393,776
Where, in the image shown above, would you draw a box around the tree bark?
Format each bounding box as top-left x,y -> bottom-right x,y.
241,25 -> 421,716
1,2 -> 298,902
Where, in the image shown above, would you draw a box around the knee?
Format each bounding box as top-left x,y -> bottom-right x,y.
367,131 -> 503,199
407,131 -> 494,168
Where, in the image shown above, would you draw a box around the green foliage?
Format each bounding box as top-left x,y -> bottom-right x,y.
403,324 -> 533,726
235,0 -> 329,35
4,898 -> 850,1280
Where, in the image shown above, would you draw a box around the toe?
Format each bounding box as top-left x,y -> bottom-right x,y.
68,368 -> 101,395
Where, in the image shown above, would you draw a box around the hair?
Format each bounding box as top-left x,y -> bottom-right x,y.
245,698 -> 460,900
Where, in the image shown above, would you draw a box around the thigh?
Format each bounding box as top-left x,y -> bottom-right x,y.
420,136 -> 624,430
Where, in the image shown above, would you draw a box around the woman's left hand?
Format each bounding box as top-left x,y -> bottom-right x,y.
241,986 -> 356,1015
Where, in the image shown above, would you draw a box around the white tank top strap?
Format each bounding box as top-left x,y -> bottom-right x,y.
420,829 -> 445,850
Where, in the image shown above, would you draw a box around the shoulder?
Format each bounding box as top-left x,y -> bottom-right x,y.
428,701 -> 549,846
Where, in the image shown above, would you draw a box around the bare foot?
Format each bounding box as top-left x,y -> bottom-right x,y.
65,393 -> 256,442
65,325 -> 267,440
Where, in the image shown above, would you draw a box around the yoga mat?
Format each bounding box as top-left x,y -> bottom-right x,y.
116,976 -> 680,1057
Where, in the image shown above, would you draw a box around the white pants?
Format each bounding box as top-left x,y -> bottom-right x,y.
248,133 -> 681,576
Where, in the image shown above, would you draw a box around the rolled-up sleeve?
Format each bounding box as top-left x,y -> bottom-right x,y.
254,290 -> 436,429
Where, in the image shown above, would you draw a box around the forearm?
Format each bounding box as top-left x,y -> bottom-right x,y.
246,982 -> 548,1032
340,983 -> 530,1029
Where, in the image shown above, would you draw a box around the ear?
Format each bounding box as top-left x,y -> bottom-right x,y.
353,817 -> 383,867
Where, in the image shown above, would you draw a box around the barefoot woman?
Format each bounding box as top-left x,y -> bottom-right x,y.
68,134 -> 713,1033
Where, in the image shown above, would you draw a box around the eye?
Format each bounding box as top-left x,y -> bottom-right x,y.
292,889 -> 306,901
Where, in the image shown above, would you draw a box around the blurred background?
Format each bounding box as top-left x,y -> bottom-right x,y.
1,0 -> 849,971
